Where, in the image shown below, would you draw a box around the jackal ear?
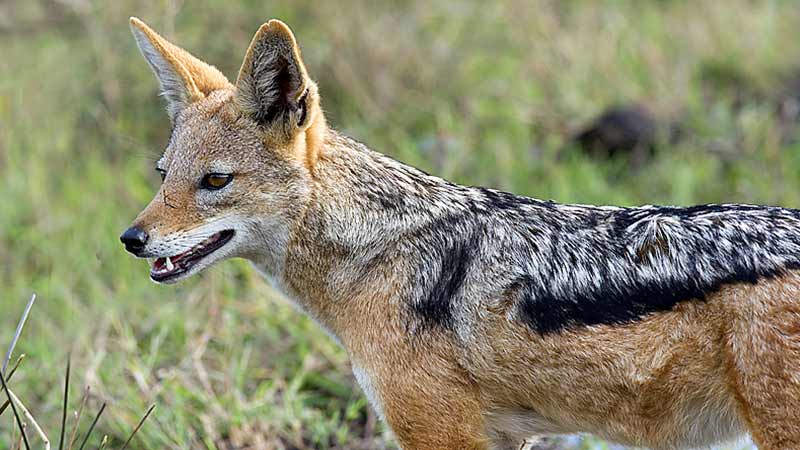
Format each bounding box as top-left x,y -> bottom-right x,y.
130,17 -> 232,120
235,20 -> 316,134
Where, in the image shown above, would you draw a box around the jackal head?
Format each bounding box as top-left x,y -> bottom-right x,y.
120,17 -> 326,284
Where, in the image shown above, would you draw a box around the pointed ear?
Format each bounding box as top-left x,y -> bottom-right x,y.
235,20 -> 318,136
129,17 -> 232,120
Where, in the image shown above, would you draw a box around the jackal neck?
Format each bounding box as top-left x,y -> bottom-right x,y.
277,130 -> 474,343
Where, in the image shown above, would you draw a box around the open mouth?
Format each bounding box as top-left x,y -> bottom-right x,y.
150,230 -> 235,282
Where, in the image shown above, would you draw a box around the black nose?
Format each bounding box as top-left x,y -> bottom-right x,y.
120,226 -> 148,254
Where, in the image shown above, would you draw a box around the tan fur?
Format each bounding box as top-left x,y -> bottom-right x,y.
125,18 -> 800,450
722,277 -> 800,449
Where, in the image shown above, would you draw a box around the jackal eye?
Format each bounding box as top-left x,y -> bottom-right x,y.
156,168 -> 166,181
201,173 -> 233,190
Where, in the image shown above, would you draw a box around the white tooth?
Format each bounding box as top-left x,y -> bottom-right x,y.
166,257 -> 174,271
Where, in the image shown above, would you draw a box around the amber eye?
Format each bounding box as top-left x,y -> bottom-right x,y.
201,173 -> 233,190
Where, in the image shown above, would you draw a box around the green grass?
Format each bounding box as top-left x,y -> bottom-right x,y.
2,0 -> 799,448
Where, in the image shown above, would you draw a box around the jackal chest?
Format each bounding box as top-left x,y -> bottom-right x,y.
350,363 -> 385,420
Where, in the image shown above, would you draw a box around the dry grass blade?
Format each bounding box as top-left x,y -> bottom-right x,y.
77,402 -> 106,450
6,354 -> 26,381
67,385 -> 91,450
3,294 -> 36,375
4,385 -> 51,449
119,403 -> 155,450
59,355 -> 71,450
12,422 -> 21,450
0,370 -> 31,450
0,354 -> 27,418
96,435 -> 108,450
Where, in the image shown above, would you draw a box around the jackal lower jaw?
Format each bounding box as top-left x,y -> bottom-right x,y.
150,229 -> 235,283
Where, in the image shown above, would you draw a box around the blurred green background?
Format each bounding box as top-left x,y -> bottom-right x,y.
2,0 -> 799,448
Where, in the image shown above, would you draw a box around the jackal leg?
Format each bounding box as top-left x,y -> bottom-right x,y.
725,280 -> 800,449
379,372 -> 489,450
359,343 -> 489,450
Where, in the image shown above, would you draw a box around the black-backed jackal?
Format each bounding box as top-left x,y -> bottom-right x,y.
121,18 -> 800,450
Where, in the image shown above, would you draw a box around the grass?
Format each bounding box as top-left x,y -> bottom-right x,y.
2,0 -> 799,448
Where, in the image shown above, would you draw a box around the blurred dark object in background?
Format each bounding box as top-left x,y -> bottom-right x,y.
776,71 -> 800,145
778,73 -> 800,121
573,104 -> 658,163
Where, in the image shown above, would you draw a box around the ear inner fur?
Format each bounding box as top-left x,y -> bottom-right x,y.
235,20 -> 311,128
235,20 -> 309,92
297,89 -> 309,127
